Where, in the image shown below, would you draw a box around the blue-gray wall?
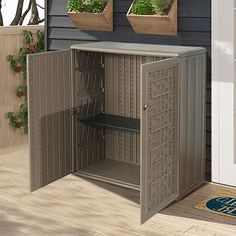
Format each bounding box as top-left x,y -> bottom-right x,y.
45,0 -> 211,179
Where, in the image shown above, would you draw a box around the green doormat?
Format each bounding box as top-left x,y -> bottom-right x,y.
195,190 -> 236,218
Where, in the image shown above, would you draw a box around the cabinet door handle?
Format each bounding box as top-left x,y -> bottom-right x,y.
143,104 -> 151,111
71,107 -> 80,116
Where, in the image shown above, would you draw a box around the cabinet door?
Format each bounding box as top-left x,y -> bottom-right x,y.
141,58 -> 179,223
27,50 -> 73,192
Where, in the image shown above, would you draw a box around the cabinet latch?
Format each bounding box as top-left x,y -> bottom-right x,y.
143,104 -> 151,111
71,106 -> 80,116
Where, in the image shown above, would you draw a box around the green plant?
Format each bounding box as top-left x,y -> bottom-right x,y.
151,0 -> 173,15
131,0 -> 154,15
35,31 -> 45,52
6,30 -> 44,133
87,0 -> 106,13
131,0 -> 173,15
67,0 -> 83,12
67,0 -> 106,13
16,85 -> 27,98
7,112 -> 19,128
7,104 -> 28,130
7,31 -> 44,79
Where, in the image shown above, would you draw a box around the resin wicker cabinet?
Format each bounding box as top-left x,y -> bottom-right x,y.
27,42 -> 206,223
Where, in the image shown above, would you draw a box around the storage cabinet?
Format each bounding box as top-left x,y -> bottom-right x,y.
27,42 -> 206,223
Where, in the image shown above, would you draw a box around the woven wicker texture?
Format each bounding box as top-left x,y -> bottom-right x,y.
141,58 -> 178,222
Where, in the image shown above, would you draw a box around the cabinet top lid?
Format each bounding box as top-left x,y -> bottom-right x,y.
71,41 -> 206,57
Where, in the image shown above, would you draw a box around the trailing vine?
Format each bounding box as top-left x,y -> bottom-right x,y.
6,30 -> 44,133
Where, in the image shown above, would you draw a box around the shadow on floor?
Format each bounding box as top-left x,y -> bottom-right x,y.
161,189 -> 236,227
73,176 -> 236,227
0,203 -> 107,236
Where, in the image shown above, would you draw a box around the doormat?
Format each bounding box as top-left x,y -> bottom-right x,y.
195,189 -> 236,218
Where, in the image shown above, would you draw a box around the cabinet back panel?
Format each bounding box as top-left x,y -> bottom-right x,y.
104,54 -> 167,165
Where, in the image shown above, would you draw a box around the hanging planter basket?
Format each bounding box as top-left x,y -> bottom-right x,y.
68,0 -> 113,32
127,0 -> 177,36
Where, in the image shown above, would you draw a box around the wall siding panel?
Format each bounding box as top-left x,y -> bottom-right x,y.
46,0 -> 211,178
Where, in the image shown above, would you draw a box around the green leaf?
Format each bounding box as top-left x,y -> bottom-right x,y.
87,0 -> 106,13
151,0 -> 173,15
6,29 -> 44,133
67,0 -> 83,11
131,0 -> 154,15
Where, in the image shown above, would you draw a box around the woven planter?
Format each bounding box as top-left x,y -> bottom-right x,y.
127,0 -> 177,35
68,0 -> 113,32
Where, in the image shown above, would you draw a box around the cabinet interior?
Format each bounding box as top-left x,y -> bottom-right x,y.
73,50 -> 170,190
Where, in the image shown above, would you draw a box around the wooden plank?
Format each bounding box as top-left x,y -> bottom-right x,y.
0,26 -> 43,149
2,148 -> 236,236
0,25 -> 43,35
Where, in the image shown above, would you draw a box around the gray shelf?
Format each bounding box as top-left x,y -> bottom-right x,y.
80,113 -> 140,132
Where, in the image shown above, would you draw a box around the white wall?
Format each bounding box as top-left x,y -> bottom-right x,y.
212,0 -> 236,187
1,0 -> 44,26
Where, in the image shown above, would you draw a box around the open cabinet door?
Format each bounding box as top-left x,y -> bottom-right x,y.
27,50 -> 73,192
141,58 -> 179,223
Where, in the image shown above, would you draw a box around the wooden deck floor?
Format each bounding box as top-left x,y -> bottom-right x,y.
0,145 -> 236,236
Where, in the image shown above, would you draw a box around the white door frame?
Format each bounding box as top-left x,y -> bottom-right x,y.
212,0 -> 236,186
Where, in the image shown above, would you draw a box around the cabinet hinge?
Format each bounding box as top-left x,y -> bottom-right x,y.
71,106 -> 80,116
